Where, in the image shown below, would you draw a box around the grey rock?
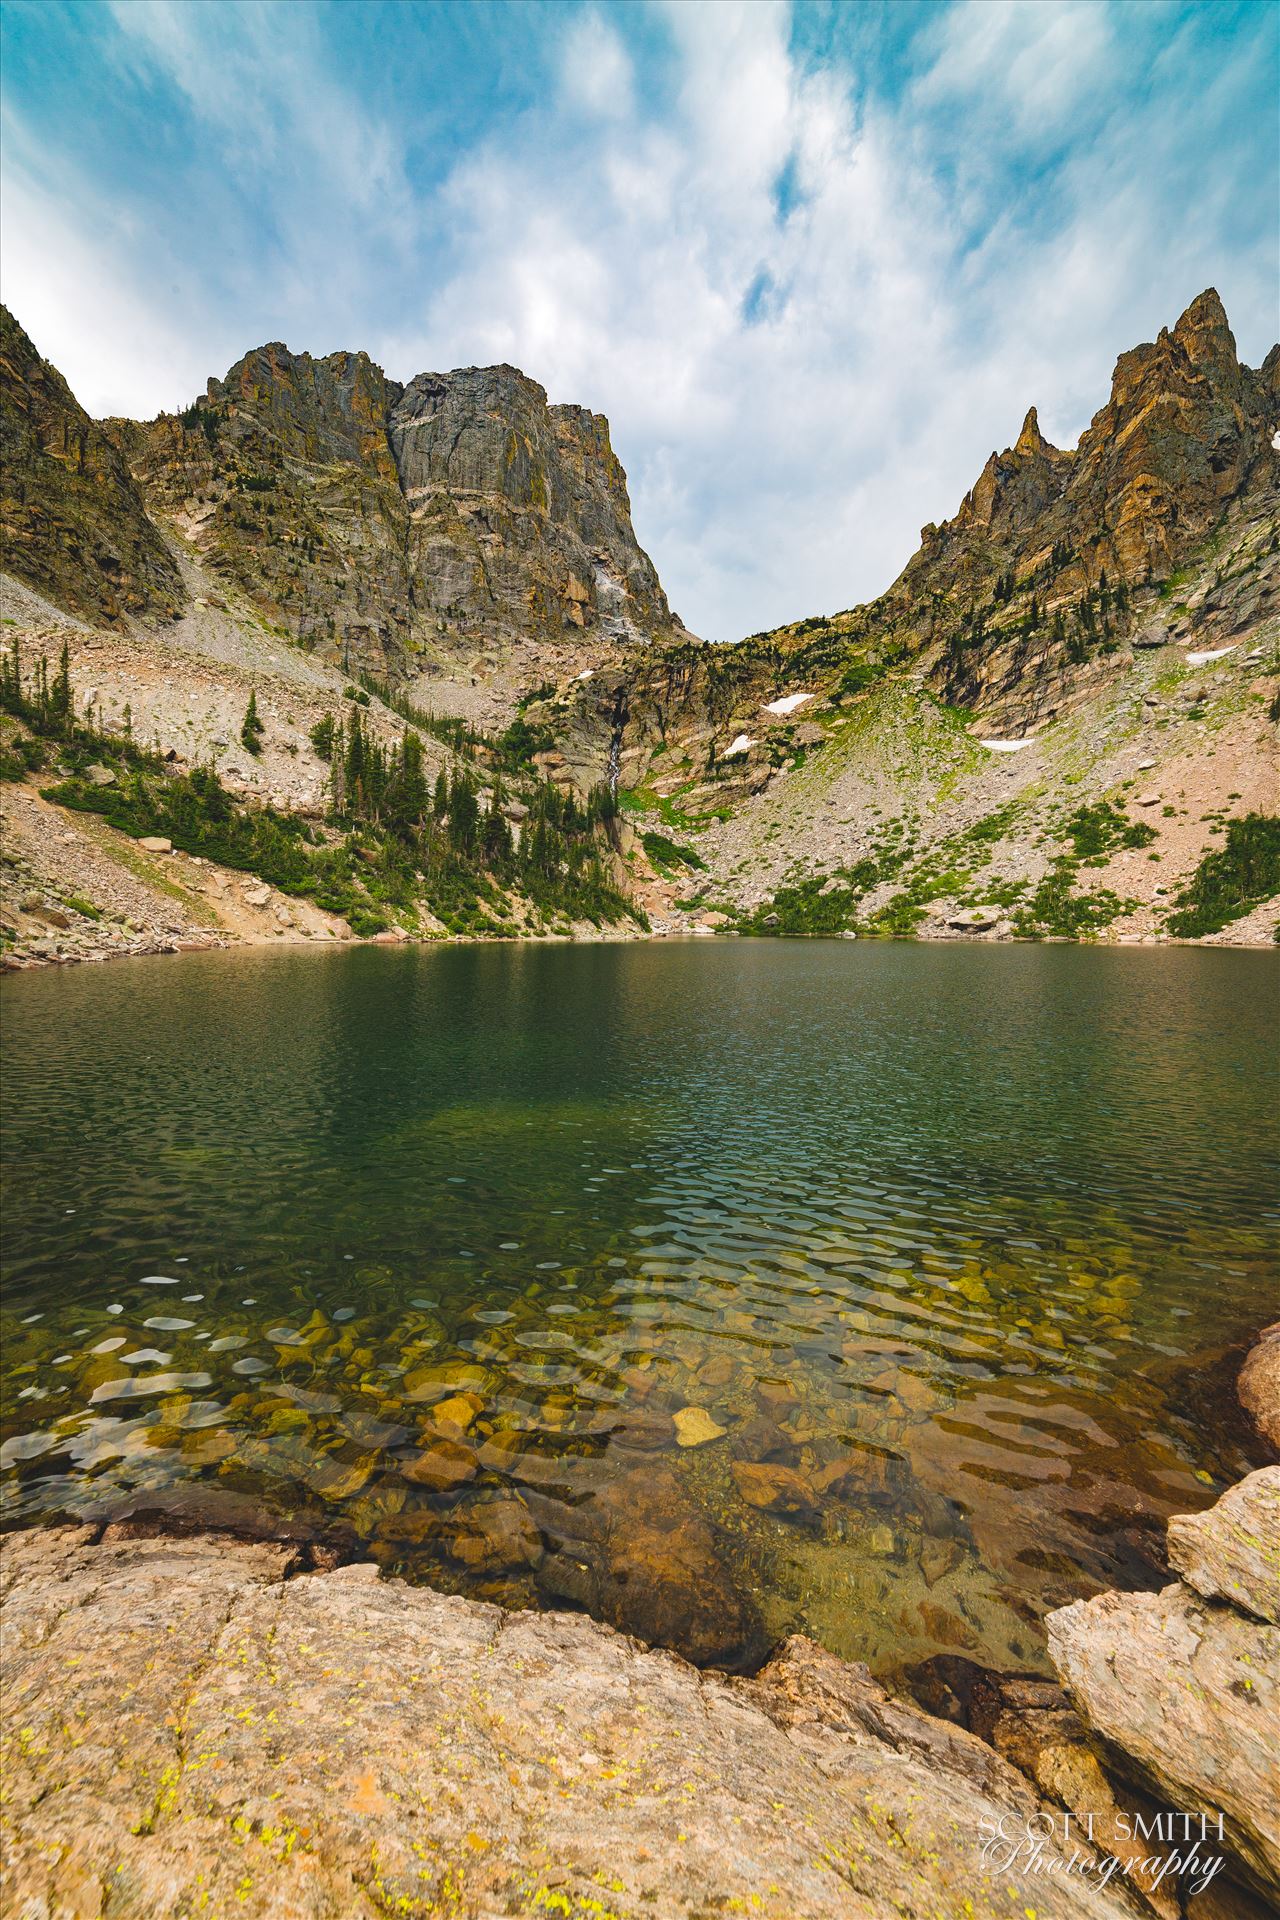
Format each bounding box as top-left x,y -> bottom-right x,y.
1,1527 -> 1140,1920
1167,1468 -> 1280,1623
1049,1475 -> 1280,1903
1239,1324 -> 1280,1457
391,365 -> 681,658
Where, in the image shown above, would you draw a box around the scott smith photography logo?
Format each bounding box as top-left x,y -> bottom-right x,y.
980,1809 -> 1228,1898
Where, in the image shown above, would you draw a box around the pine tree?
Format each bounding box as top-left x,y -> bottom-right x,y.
50,642 -> 72,731
241,690 -> 265,756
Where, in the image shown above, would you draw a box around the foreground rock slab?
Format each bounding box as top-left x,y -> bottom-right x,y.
0,1527 -> 1137,1920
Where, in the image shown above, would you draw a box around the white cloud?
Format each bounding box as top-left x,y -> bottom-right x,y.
0,118 -> 216,416
912,0 -> 1113,138
560,10 -> 635,119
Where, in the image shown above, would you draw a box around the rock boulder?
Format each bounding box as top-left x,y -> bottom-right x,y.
1048,1470 -> 1280,1903
1,1527 -> 1142,1920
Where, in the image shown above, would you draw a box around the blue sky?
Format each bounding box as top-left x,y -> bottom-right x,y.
2,1 -> 1276,640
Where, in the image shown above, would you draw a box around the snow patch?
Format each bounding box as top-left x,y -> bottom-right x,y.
762,692 -> 813,716
723,734 -> 755,758
1185,645 -> 1236,666
978,737 -> 1037,753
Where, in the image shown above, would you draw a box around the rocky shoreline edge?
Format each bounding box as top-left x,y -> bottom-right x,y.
2,1328 -> 1276,1920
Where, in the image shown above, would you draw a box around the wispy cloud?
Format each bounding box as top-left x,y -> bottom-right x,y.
1,0 -> 1275,637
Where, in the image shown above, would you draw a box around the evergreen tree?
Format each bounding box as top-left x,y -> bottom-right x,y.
241,690 -> 265,756
483,798 -> 513,867
447,770 -> 479,854
50,642 -> 72,731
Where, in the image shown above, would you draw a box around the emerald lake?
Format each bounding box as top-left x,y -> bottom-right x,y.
2,940 -> 1277,1677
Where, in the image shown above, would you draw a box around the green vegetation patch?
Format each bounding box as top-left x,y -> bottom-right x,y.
620,782 -> 731,831
640,830 -> 705,875
737,873 -> 863,936
1062,801 -> 1156,864
1165,815 -> 1280,937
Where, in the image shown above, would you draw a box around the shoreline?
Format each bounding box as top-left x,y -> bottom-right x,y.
6,915 -> 1278,975
1,1329 -> 1275,1917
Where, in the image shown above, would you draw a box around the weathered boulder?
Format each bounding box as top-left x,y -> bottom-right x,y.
1238,1324 -> 1280,1457
1167,1468 -> 1280,1623
0,1527 -> 1141,1920
947,907 -> 1000,929
1048,1474 -> 1280,1903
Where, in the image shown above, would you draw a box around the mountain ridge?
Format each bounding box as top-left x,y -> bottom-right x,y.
1,288 -> 1277,960
3,308 -> 689,679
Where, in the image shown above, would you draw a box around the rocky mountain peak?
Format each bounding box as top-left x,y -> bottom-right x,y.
900,288 -> 1274,620
1014,405 -> 1055,458
0,305 -> 182,625
0,314 -> 686,678
1170,284 -> 1235,361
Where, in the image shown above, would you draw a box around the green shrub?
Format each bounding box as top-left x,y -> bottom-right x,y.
1062,802 -> 1156,861
641,830 -> 705,873
0,732 -> 47,781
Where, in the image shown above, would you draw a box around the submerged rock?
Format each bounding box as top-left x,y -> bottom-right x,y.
602,1406 -> 677,1452
732,1460 -> 820,1520
732,1412 -> 800,1463
538,1463 -> 768,1669
672,1405 -> 726,1447
445,1495 -> 543,1573
402,1435 -> 478,1493
427,1390 -> 484,1433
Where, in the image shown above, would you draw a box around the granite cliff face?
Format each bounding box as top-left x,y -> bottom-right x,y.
117,340 -> 413,673
1,311 -> 687,679
390,364 -> 678,664
0,308 -> 183,626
